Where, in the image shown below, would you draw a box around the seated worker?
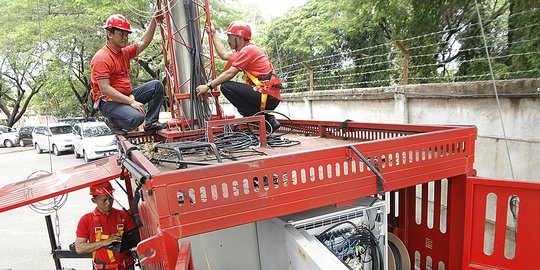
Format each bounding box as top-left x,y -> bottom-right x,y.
75,182 -> 136,270
196,20 -> 283,132
91,13 -> 167,135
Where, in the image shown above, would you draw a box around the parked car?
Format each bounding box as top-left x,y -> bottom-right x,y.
72,122 -> 117,162
58,117 -> 97,127
32,123 -> 74,155
0,125 -> 19,148
18,126 -> 35,147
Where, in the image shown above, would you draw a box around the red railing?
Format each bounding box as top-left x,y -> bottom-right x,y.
151,122 -> 475,237
462,177 -> 540,270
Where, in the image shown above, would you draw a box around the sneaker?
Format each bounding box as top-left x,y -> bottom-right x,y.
265,115 -> 281,133
144,121 -> 167,135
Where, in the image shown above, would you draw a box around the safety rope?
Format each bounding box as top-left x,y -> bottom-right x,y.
474,0 -> 515,180
27,170 -> 68,247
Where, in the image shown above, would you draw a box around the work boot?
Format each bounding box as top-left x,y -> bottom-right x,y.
265,115 -> 281,133
105,119 -> 128,135
144,121 -> 167,135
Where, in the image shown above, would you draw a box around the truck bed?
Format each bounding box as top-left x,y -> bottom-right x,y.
145,133 -> 357,172
121,119 -> 477,240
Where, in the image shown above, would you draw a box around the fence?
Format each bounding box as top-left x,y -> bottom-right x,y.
277,8 -> 540,93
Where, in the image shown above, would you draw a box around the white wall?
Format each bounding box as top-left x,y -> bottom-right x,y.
221,79 -> 540,181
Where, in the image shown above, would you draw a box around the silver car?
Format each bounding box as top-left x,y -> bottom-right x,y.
0,125 -> 19,148
72,122 -> 117,162
32,123 -> 74,155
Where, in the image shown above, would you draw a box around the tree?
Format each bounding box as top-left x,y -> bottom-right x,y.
0,0 -> 246,125
259,0 -> 395,91
0,0 -> 46,126
0,55 -> 43,126
506,0 -> 540,78
259,0 -> 538,89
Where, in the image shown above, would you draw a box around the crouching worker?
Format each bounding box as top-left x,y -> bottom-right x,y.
196,20 -> 283,133
91,13 -> 167,135
75,182 -> 136,270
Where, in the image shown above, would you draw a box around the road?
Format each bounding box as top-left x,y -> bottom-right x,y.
0,146 -> 126,270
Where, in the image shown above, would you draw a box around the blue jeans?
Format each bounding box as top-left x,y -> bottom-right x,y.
100,80 -> 165,130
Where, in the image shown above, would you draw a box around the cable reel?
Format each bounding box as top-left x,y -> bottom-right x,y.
26,170 -> 68,248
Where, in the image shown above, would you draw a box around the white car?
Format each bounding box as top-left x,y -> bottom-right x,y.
72,122 -> 117,162
0,125 -> 19,148
32,123 -> 74,155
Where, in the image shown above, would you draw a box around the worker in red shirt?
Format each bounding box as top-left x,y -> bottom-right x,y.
75,182 -> 137,270
196,20 -> 283,132
91,13 -> 167,135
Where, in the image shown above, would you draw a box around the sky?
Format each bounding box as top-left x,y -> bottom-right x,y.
235,0 -> 307,19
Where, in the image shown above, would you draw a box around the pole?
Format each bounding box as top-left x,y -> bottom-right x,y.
301,62 -> 314,92
45,215 -> 63,270
395,40 -> 409,85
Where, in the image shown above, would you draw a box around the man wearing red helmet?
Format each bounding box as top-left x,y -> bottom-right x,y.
91,13 -> 167,135
75,182 -> 136,270
196,20 -> 283,132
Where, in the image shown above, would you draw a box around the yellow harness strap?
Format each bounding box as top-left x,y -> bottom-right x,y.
243,71 -> 268,111
106,94 -> 135,102
93,227 -> 116,263
93,224 -> 125,264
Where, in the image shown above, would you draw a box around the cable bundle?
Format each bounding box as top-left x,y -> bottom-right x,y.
317,221 -> 383,270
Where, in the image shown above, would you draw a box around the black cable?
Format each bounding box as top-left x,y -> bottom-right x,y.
367,228 -> 383,270
317,222 -> 383,270
389,239 -> 403,270
317,221 -> 359,239
253,110 -> 294,136
185,0 -> 210,128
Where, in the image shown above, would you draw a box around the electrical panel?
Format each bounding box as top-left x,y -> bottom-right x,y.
257,197 -> 387,270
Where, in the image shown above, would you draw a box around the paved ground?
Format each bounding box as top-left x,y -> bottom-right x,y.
0,146 -> 125,270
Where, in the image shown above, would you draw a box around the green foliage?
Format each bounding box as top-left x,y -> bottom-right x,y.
0,0 -> 251,124
0,0 -> 156,120
1,0 -> 538,125
506,0 -> 540,78
258,0 -> 538,90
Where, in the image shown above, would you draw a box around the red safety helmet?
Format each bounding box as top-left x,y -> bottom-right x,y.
104,14 -> 132,33
225,20 -> 251,40
89,182 -> 115,196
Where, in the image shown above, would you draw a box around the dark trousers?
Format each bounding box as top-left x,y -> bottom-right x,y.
100,80 -> 164,130
220,81 -> 280,117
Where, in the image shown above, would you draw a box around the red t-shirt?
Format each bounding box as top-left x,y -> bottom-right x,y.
227,43 -> 283,100
91,43 -> 138,100
76,208 -> 136,268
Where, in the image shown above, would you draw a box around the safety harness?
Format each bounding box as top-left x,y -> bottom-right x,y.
91,89 -> 135,111
91,47 -> 136,111
91,214 -> 128,270
243,69 -> 283,111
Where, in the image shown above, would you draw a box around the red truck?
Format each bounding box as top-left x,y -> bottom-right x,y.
1,1 -> 538,269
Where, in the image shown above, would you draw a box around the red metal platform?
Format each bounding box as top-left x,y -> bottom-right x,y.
0,157 -> 121,212
119,120 -> 480,269
2,119 -> 538,270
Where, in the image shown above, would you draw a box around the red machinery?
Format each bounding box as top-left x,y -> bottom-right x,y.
0,1 -> 539,270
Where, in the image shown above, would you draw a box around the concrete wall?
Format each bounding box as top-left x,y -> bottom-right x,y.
221,79 -> 540,181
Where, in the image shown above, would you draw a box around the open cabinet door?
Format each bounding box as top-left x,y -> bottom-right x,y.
0,156 -> 122,213
462,177 -> 540,270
